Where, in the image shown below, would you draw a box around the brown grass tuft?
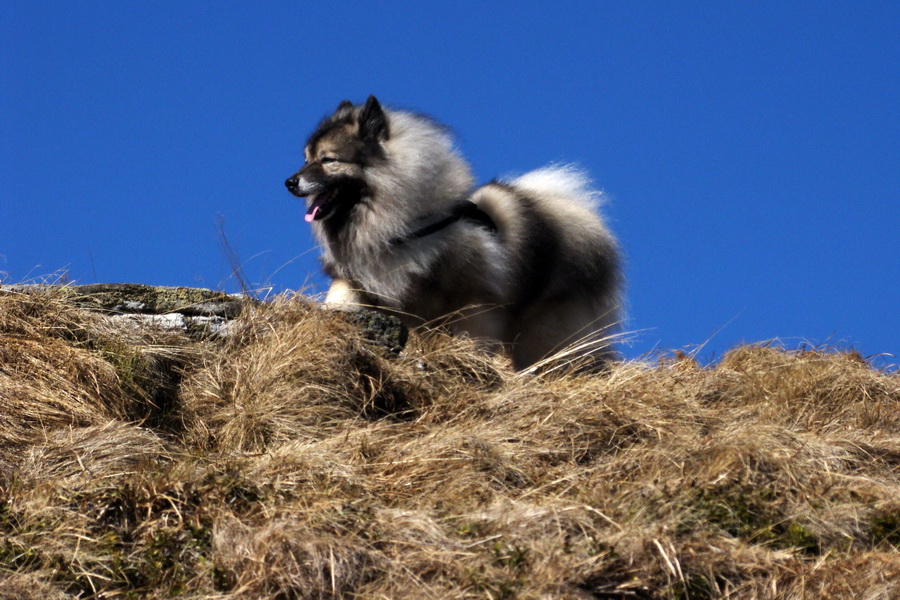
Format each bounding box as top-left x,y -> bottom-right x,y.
2,287 -> 899,598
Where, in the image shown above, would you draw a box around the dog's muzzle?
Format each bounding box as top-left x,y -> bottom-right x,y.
285,174 -> 324,198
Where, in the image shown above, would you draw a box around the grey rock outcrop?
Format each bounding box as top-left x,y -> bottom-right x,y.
2,283 -> 409,355
4,283 -> 248,336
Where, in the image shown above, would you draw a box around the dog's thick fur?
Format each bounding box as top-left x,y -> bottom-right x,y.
286,96 -> 622,370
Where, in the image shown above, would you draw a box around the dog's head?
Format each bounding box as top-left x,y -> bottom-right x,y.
285,95 -> 389,223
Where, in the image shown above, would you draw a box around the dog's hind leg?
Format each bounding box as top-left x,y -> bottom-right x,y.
511,296 -> 620,372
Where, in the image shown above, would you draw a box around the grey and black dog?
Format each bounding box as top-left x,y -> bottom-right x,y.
286,96 -> 622,370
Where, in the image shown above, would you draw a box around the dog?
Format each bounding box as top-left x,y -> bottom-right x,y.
286,96 -> 622,370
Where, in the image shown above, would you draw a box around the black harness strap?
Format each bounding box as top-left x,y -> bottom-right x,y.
390,201 -> 497,246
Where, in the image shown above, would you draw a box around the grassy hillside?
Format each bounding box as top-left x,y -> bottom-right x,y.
1,287 -> 898,599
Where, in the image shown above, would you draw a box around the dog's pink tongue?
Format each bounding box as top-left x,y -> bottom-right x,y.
305,195 -> 327,222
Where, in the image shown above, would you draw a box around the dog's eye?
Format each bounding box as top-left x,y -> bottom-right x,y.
320,156 -> 342,164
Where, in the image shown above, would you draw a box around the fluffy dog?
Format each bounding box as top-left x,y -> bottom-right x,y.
286,96 -> 622,370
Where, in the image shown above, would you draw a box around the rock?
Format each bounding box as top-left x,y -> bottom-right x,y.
3,283 -> 251,337
340,308 -> 409,357
2,283 -> 409,354
68,283 -> 246,318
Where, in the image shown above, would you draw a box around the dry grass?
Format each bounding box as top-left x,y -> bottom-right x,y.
1,286 -> 899,599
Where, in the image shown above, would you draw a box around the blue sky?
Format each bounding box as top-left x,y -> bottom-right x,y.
2,2 -> 898,365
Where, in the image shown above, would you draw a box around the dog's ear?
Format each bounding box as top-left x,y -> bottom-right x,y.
358,95 -> 389,143
333,100 -> 355,119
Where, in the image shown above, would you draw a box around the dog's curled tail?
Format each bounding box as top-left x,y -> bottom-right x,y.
507,164 -> 604,210
471,164 -> 608,249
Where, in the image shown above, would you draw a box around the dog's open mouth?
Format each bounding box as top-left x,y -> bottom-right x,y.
305,188 -> 339,222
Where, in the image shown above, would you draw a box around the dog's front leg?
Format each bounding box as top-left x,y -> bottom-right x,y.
323,278 -> 361,308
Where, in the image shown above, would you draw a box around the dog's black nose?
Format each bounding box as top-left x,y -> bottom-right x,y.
285,175 -> 298,191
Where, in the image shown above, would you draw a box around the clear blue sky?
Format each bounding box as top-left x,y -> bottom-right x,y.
2,2 -> 898,365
